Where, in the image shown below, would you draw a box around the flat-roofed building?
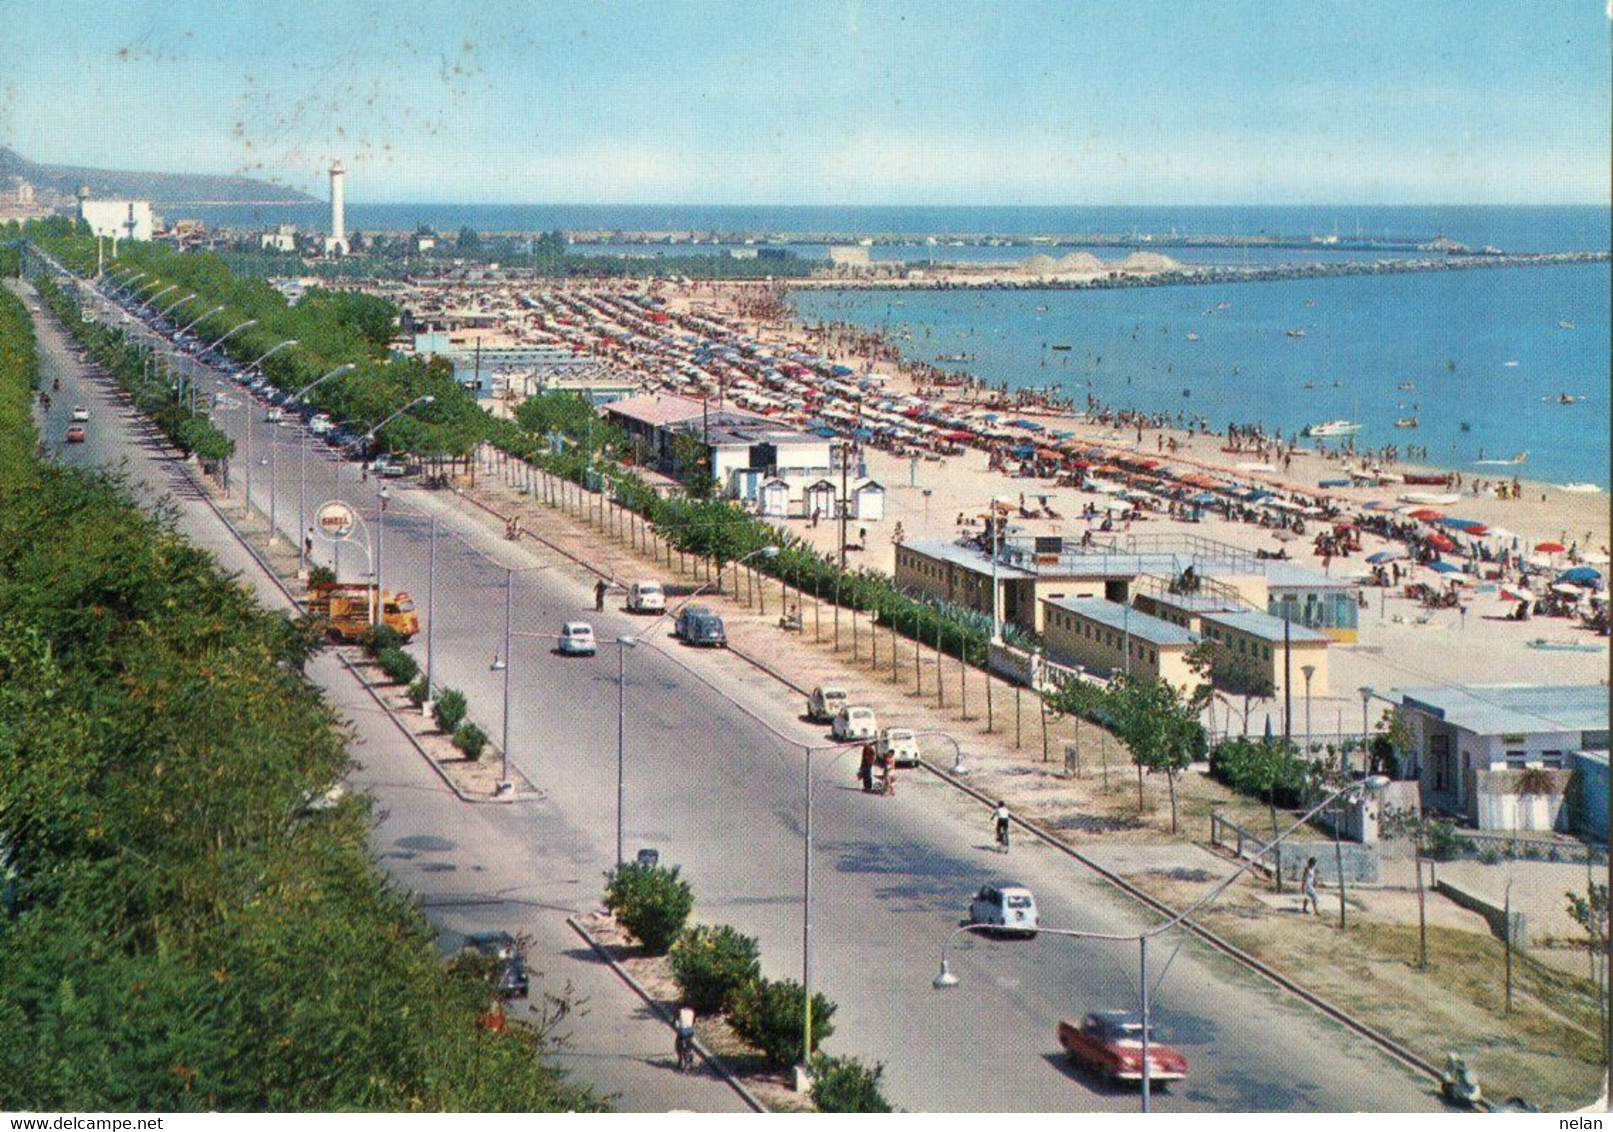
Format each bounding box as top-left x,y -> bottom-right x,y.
1133,589 -> 1240,632
1391,684 -> 1609,832
1042,597 -> 1205,693
1198,610 -> 1330,698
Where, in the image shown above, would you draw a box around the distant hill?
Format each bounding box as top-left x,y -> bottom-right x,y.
0,146 -> 315,205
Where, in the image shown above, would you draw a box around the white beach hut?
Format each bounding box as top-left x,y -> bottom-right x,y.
805,479 -> 838,521
758,478 -> 791,519
853,480 -> 886,521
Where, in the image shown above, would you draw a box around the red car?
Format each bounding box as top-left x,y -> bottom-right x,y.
1058,1012 -> 1188,1086
65,424 -> 86,444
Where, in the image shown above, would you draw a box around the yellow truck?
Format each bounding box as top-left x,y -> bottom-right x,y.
305,582 -> 420,643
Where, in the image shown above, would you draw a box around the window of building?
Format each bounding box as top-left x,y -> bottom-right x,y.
1504,749 -> 1528,768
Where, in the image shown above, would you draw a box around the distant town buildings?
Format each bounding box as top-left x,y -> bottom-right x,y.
261,224 -> 298,253
828,245 -> 871,268
0,176 -> 48,222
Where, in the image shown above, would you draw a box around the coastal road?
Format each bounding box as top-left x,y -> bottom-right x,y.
50,273 -> 1445,1113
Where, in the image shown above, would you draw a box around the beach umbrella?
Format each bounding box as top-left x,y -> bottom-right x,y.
1499,584 -> 1533,602
1535,541 -> 1566,554
1366,549 -> 1405,564
1552,583 -> 1586,597
1428,561 -> 1463,575
1408,508 -> 1443,521
1426,533 -> 1456,552
1558,566 -> 1602,584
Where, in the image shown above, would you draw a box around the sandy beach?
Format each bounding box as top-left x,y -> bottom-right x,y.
660,282 -> 1609,724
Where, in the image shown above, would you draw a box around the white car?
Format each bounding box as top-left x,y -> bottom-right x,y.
558,621 -> 597,656
626,581 -> 665,613
70,405 -> 90,422
968,884 -> 1039,938
266,406 -> 286,423
806,685 -> 848,723
308,413 -> 334,435
831,706 -> 878,742
876,727 -> 921,767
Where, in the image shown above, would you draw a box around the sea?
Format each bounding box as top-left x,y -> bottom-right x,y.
184,202 -> 1609,486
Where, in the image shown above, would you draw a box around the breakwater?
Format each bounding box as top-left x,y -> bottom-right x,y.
790,250 -> 1609,290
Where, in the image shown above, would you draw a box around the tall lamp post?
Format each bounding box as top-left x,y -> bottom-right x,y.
1300,663 -> 1316,758
934,775 -> 1391,1111
614,634 -> 638,867
238,339 -> 298,528
1358,685 -> 1374,767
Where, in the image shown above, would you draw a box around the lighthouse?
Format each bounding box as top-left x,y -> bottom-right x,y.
326,160 -> 347,256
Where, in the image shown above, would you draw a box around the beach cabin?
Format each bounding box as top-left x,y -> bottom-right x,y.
805,480 -> 837,521
758,478 -> 791,519
853,481 -> 886,522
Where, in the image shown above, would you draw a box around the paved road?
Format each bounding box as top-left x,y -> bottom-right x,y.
42,271 -> 1445,1113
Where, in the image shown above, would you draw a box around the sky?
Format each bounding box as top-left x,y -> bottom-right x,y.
2,0 -> 1608,205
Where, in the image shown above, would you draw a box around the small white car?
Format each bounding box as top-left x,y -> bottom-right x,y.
806,686 -> 848,723
626,581 -> 665,613
831,705 -> 878,742
968,884 -> 1039,938
558,621 -> 597,656
70,405 -> 90,422
876,727 -> 921,767
308,413 -> 334,435
266,406 -> 286,423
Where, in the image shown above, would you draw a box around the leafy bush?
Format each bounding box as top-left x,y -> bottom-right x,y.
361,623 -> 405,657
433,687 -> 467,734
375,646 -> 418,685
725,978 -> 835,1071
452,722 -> 488,761
810,1053 -> 892,1113
1208,739 -> 1310,808
1424,819 -> 1468,862
306,564 -> 337,588
604,862 -> 694,955
669,924 -> 760,1014
407,676 -> 430,707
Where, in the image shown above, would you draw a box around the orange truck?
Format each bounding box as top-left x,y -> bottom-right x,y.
305,581 -> 420,643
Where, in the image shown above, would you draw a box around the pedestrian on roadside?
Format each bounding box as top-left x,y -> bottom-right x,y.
595,578 -> 607,611
1300,857 -> 1320,915
880,750 -> 896,796
304,528 -> 314,558
858,743 -> 876,793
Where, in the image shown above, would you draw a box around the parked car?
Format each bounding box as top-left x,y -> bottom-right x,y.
371,456 -> 413,478
876,727 -> 921,767
831,705 -> 878,742
1057,1012 -> 1188,1085
674,605 -> 726,647
806,685 -> 848,723
558,621 -> 597,656
967,883 -> 1039,938
461,931 -> 530,999
64,424 -> 86,444
70,405 -> 90,422
626,581 -> 665,613
308,413 -> 334,435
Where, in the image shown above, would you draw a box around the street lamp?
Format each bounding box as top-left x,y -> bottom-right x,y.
142,283 -> 179,310
294,364 -> 357,572
357,395 -> 434,616
933,774 -> 1391,1112
1359,685 -> 1374,761
614,634 -> 638,867
175,304 -> 226,340
203,317 -> 257,355
1300,663 -> 1316,758
156,292 -> 199,321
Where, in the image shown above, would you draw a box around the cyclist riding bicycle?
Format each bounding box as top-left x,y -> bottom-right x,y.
993,801 -> 1011,852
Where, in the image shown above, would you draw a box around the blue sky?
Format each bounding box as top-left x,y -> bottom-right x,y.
3,1 -> 1608,204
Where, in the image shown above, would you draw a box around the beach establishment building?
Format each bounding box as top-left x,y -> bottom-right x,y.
80,198 -> 154,242
853,481 -> 886,521
1197,610 -> 1331,698
894,533 -> 1356,640
1042,597 -> 1205,693
603,393 -> 836,504
1391,685 -> 1609,833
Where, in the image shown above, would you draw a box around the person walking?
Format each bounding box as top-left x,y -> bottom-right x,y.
595,578 -> 607,612
880,749 -> 896,796
1300,857 -> 1320,915
858,743 -> 876,793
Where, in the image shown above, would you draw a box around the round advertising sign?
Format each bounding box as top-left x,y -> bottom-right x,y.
315,500 -> 356,541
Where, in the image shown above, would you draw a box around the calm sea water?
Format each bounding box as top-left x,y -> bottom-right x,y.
791,262 -> 1611,488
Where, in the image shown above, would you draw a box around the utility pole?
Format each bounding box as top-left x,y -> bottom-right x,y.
838,440 -> 850,570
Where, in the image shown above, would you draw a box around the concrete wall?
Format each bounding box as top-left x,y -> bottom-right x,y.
1276,841 -> 1381,885
1436,877 -> 1529,947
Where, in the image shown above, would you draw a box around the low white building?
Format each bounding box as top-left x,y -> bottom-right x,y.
853,480 -> 886,521
80,199 -> 154,242
757,478 -> 790,518
805,480 -> 837,520
1393,684 -> 1609,833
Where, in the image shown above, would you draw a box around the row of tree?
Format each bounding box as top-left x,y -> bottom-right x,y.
0,285 -> 600,1110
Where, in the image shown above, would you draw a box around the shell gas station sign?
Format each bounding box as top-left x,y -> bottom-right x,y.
315,501 -> 356,541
